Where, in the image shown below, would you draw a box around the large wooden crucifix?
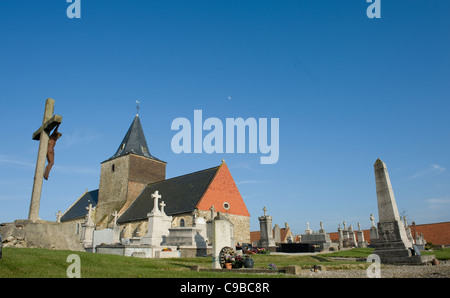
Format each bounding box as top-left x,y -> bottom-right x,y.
28,98 -> 62,221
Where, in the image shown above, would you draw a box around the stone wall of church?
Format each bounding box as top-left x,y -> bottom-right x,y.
128,155 -> 166,184
96,154 -> 166,229
96,156 -> 130,227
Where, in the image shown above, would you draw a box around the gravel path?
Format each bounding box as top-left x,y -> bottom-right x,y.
300,263 -> 450,278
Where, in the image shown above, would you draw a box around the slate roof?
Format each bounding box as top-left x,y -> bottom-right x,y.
60,189 -> 99,222
117,166 -> 220,224
104,115 -> 164,163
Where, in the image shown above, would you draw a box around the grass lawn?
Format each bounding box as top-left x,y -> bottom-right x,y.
0,247 -> 370,278
422,248 -> 450,260
1,247 -> 448,278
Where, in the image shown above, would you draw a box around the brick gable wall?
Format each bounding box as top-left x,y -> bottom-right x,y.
196,163 -> 250,217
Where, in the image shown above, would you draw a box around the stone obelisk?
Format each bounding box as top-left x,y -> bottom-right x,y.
373,159 -> 433,264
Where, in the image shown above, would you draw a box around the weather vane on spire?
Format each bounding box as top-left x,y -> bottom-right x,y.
136,100 -> 140,116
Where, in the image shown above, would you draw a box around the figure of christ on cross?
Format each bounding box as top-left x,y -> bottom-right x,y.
43,124 -> 62,180
28,98 -> 62,221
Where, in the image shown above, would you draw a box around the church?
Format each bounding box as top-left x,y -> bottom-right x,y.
60,113 -> 251,245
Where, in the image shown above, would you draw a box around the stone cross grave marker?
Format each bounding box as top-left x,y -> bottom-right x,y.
159,201 -> 167,216
28,98 -> 62,221
151,190 -> 162,214
86,204 -> 94,226
55,210 -> 62,223
370,213 -> 376,227
209,205 -> 215,219
111,210 -> 119,226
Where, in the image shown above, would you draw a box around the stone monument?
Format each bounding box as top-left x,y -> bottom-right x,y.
96,190 -> 180,258
348,225 -> 358,247
212,210 -> 234,269
141,191 -> 172,246
369,213 -> 378,245
403,216 -> 415,245
337,224 -> 344,248
342,221 -> 351,247
80,203 -> 95,249
300,222 -> 336,251
305,222 -> 312,235
357,223 -> 367,248
373,159 -> 434,264
257,207 -> 276,249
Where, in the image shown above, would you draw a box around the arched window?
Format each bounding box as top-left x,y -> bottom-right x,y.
180,219 -> 185,227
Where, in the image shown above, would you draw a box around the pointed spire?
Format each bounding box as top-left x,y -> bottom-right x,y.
107,115 -> 162,162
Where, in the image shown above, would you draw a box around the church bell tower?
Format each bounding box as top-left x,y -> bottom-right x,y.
95,114 -> 166,228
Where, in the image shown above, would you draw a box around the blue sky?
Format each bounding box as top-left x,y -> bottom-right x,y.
0,0 -> 449,236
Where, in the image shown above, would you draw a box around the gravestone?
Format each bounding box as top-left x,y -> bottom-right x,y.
273,224 -> 281,243
206,205 -> 215,244
403,216 -> 415,245
373,159 -> 434,264
305,222 -> 312,235
81,203 -> 95,249
357,223 -> 367,248
92,210 -> 120,252
96,192 -> 179,258
319,222 -> 326,234
194,216 -> 207,241
369,213 -> 379,245
415,233 -> 426,250
142,191 -> 172,246
342,221 -> 351,247
300,222 -> 335,251
55,210 -> 62,223
212,211 -> 234,269
92,228 -> 116,252
257,207 -> 276,249
165,216 -> 208,257
348,225 -> 358,247
337,224 -> 344,248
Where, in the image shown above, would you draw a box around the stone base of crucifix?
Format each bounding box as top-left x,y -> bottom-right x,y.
0,219 -> 84,251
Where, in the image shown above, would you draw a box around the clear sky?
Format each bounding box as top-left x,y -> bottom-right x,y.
0,0 -> 449,236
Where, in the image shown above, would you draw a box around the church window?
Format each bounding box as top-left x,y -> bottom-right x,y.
142,146 -> 148,153
112,164 -> 115,172
223,202 -> 230,210
180,218 -> 185,227
120,143 -> 125,151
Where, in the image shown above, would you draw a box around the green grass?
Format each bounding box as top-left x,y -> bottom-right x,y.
0,248 -> 295,278
0,247 -> 367,278
422,248 -> 450,260
321,247 -> 375,258
1,247 -> 448,278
